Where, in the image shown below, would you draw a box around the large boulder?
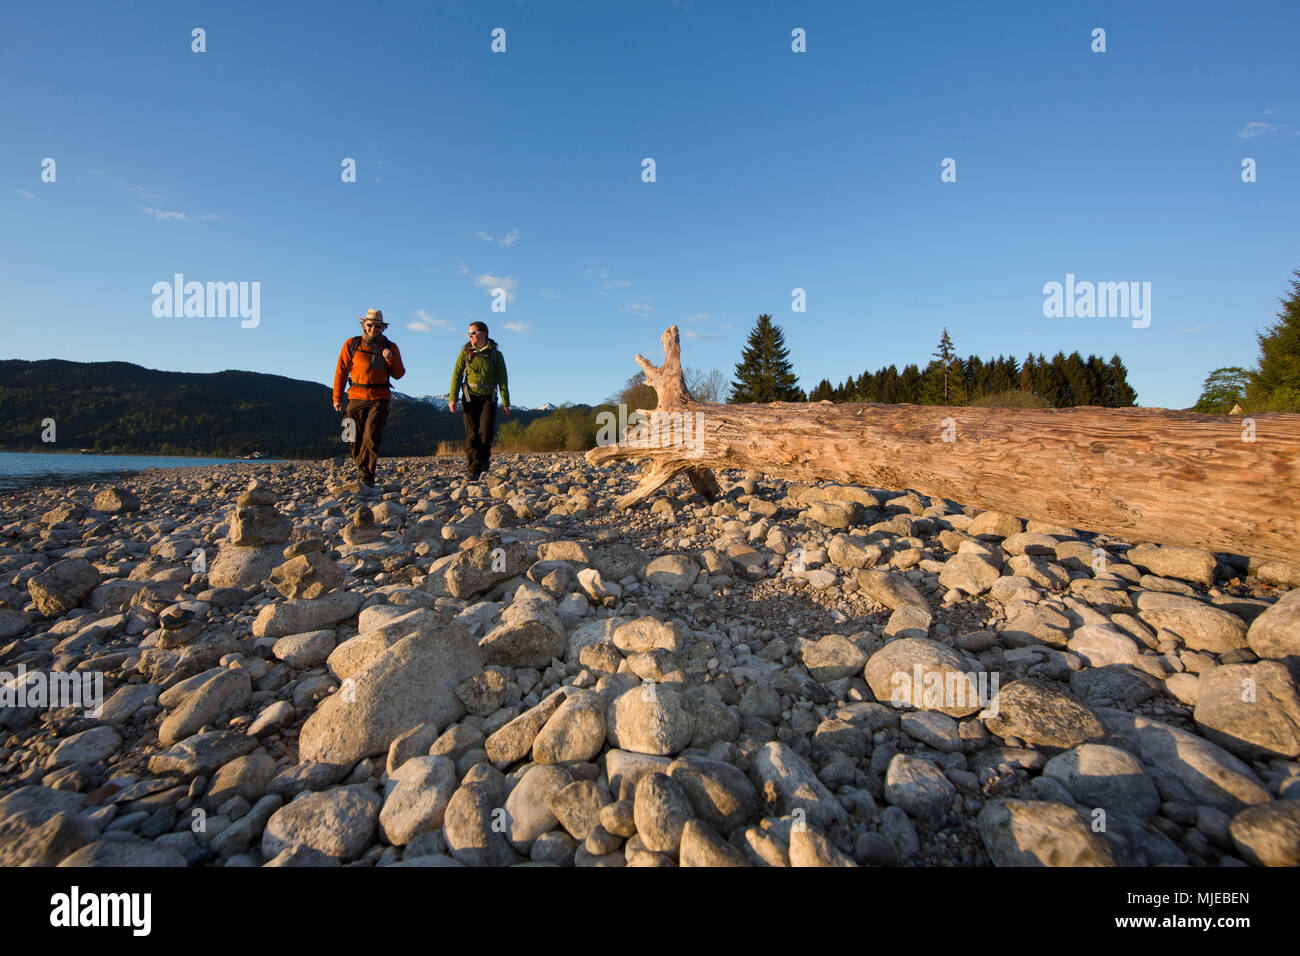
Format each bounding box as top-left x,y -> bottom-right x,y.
863,637 -> 988,718
1193,662 -> 1300,759
297,624 -> 485,767
207,543 -> 283,590
478,589 -> 566,668
747,741 -> 849,830
1135,591 -> 1248,654
252,590 -> 362,640
0,787 -> 96,866
605,682 -> 695,757
984,679 -> 1106,750
93,488 -> 141,514
977,800 -> 1115,866
1096,708 -> 1271,813
1126,544 -> 1217,587
270,552 -> 344,600
27,558 -> 101,617
158,668 -> 252,746
435,534 -> 529,600
1247,589 -> 1300,662
261,785 -> 381,861
378,756 -> 458,846
856,569 -> 929,611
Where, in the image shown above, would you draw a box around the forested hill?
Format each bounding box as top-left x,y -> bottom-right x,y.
0,360 -> 544,459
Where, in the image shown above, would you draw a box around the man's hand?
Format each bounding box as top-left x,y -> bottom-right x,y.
382,348 -> 394,362
448,401 -> 457,414
501,406 -> 510,417
333,400 -> 344,412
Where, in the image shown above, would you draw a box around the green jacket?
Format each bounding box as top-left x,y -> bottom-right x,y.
450,338 -> 510,406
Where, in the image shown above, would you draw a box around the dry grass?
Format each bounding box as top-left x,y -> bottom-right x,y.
433,439 -> 533,455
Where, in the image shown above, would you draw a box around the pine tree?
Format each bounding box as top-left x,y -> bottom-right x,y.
1107,355 -> 1138,406
897,364 -> 919,403
1245,268 -> 1300,412
809,378 -> 835,402
931,328 -> 958,404
855,371 -> 872,402
1087,356 -> 1110,406
1045,352 -> 1070,407
728,314 -> 803,403
1019,354 -> 1037,395
1063,352 -> 1092,406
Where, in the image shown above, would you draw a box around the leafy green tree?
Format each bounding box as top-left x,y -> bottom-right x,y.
610,372 -> 658,411
1192,367 -> 1249,414
729,314 -> 803,403
1245,269 -> 1300,412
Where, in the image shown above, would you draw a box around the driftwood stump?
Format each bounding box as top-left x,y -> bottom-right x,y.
585,325 -> 1300,566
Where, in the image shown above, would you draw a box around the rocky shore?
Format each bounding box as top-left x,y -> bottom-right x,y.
1,453 -> 1298,867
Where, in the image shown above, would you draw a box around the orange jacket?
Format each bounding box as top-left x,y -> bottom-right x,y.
334,335 -> 406,403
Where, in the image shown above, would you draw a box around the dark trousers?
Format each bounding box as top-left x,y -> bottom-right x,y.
345,398 -> 389,484
462,394 -> 497,476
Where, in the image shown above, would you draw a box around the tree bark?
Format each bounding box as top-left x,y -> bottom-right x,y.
586,326 -> 1300,566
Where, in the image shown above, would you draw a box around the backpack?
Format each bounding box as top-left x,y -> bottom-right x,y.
457,342 -> 501,403
346,335 -> 391,390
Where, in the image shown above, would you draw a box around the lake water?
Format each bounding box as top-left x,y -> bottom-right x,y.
0,452 -> 279,493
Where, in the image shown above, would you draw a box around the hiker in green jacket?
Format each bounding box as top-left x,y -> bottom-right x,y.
448,321 -> 509,479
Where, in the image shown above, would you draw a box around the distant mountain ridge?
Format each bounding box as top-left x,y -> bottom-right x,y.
393,392 -> 545,412
0,360 -> 551,459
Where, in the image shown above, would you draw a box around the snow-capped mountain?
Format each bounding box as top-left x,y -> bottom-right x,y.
393,392 -> 541,411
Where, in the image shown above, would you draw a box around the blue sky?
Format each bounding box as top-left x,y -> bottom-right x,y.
3,0 -> 1298,410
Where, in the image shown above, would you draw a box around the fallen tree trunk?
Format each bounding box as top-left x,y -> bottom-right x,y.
586,326 -> 1300,566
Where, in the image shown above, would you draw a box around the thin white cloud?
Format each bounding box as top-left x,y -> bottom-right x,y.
472,273 -> 517,302
503,321 -> 532,334
1175,324 -> 1209,334
475,227 -> 520,246
13,188 -> 37,200
94,172 -> 164,205
683,329 -> 718,340
620,297 -> 655,315
410,309 -> 452,331
603,278 -> 631,291
457,264 -> 469,275
540,288 -> 562,299
722,323 -> 734,331
140,207 -> 229,223
684,313 -> 709,322
1236,121 -> 1276,140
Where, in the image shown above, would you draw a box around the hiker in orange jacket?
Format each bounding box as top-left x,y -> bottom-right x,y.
332,308 -> 405,488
